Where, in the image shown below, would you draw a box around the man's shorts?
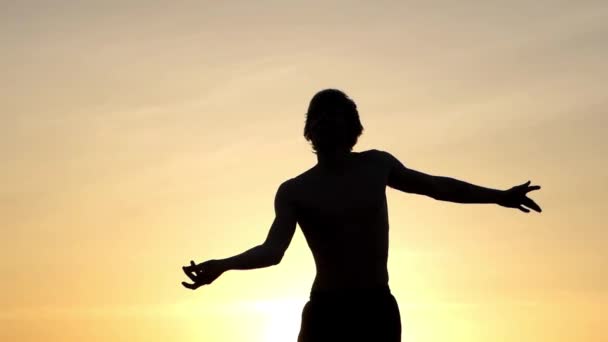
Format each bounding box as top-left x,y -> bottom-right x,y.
297,285 -> 401,342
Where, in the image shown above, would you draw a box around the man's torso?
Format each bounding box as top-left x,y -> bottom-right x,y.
288,150 -> 393,291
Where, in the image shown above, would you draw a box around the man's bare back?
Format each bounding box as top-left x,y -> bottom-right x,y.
289,149 -> 391,291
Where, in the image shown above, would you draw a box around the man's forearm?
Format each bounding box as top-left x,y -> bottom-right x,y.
217,244 -> 280,272
431,176 -> 504,204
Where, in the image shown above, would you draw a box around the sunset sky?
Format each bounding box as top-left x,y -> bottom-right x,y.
1,1 -> 607,341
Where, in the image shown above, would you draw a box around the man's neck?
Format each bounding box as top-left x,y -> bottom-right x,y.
316,149 -> 353,170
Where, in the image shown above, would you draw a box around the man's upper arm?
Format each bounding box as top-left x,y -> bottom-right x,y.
262,180 -> 298,260
380,150 -> 438,197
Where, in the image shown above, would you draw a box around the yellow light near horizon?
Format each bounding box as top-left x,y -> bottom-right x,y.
258,298 -> 306,342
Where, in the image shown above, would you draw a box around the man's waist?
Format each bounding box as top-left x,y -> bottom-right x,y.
309,283 -> 392,301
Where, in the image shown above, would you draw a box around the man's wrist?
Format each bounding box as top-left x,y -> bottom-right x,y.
213,258 -> 230,273
494,189 -> 506,205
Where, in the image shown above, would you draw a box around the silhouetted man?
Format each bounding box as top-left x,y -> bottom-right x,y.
181,89 -> 542,341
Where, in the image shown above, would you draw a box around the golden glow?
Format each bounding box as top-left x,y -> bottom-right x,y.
2,1 -> 607,341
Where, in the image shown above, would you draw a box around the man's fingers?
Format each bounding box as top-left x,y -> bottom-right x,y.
514,181 -> 531,191
182,281 -> 199,290
183,260 -> 198,270
526,185 -> 541,192
182,260 -> 195,272
518,205 -> 530,213
524,197 -> 542,213
189,260 -> 202,276
187,260 -> 197,272
182,266 -> 198,282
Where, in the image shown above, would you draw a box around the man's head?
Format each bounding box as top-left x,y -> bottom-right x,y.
304,89 -> 363,154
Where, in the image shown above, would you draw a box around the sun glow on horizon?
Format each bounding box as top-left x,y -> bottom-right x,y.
255,298 -> 306,342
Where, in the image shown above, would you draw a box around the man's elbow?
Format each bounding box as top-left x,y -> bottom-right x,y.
411,176 -> 440,200
269,251 -> 285,266
265,246 -> 285,266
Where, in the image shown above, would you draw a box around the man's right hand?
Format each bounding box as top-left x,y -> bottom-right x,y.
497,181 -> 542,213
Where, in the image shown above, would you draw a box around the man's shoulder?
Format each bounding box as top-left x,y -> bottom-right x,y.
276,173 -> 311,206
359,149 -> 396,164
290,164 -> 318,183
281,149 -> 398,185
278,166 -> 319,198
279,169 -> 312,191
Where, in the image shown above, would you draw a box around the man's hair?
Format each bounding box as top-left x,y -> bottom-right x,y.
304,89 -> 364,153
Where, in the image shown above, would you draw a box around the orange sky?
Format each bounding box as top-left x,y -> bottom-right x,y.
2,1 -> 607,341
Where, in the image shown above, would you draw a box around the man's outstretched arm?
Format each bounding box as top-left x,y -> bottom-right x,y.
181,181 -> 297,290
382,150 -> 542,213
